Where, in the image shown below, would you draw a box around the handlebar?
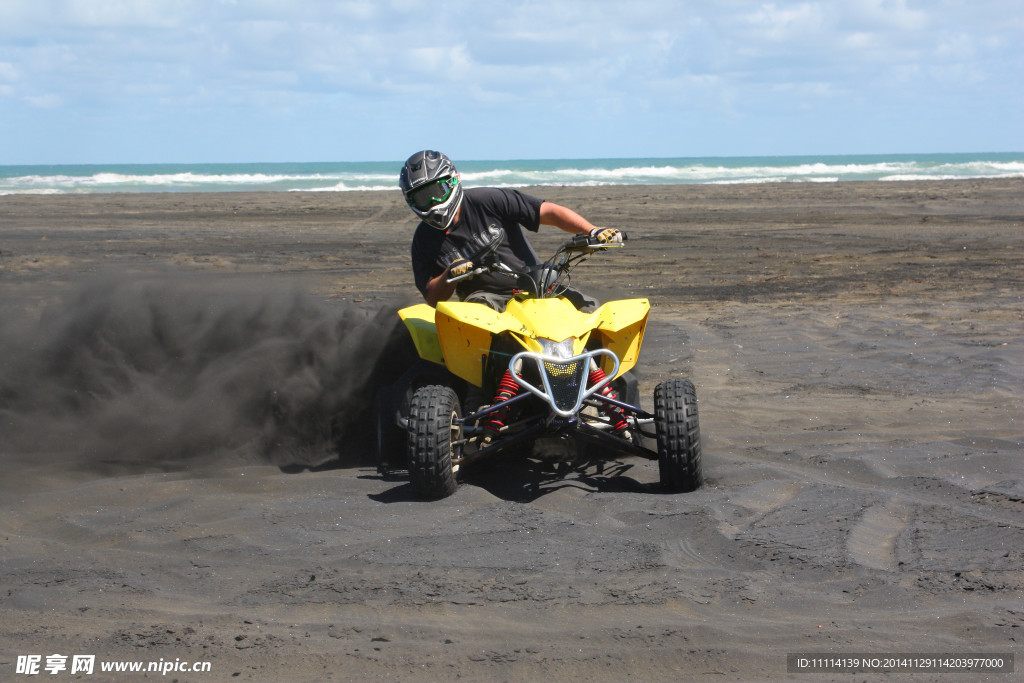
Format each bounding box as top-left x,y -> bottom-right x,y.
447,261 -> 515,284
446,265 -> 487,284
569,231 -> 629,249
446,230 -> 629,284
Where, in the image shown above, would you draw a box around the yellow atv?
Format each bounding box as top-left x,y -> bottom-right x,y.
376,230 -> 702,499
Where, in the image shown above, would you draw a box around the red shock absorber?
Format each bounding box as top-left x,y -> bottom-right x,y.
589,367 -> 628,432
482,370 -> 519,435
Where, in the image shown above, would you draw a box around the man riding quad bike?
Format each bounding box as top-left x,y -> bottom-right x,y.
376,225 -> 703,499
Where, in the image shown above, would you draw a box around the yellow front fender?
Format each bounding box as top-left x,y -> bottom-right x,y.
434,301 -> 530,386
398,296 -> 650,387
587,298 -> 650,377
398,303 -> 445,366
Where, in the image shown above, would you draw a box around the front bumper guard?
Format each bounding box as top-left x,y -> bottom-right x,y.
509,348 -> 620,418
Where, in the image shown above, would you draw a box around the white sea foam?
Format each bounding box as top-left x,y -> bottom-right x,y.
1,156 -> 1020,194
457,159 -> 1024,189
0,187 -> 64,196
296,183 -> 398,192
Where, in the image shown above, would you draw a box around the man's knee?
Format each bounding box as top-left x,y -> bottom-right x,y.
564,288 -> 599,312
462,291 -> 511,312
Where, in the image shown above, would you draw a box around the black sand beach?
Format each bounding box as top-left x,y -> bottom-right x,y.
1,179 -> 1022,680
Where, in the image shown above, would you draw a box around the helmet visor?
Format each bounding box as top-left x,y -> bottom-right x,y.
406,175 -> 459,212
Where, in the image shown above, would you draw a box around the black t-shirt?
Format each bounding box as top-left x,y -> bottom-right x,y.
411,187 -> 544,299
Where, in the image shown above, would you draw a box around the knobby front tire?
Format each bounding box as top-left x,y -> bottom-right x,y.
407,384 -> 461,499
654,378 -> 703,492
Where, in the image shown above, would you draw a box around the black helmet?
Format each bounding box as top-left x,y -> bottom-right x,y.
399,150 -> 464,230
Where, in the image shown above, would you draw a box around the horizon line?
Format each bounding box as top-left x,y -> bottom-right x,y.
2,150 -> 1022,169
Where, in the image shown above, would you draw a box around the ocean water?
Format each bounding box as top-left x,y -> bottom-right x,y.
1,153 -> 1021,195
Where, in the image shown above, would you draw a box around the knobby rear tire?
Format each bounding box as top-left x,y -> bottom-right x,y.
654,378 -> 703,492
407,384 -> 461,499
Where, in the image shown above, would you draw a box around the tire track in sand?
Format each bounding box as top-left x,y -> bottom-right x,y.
846,495 -> 911,571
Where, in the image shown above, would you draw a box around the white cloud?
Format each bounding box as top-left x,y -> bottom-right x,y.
63,0 -> 185,29
0,1 -> 1002,107
842,0 -> 928,32
0,0 -> 1020,161
742,3 -> 828,42
0,62 -> 19,81
25,93 -> 62,108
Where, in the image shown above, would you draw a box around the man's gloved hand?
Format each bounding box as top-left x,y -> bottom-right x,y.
448,258 -> 474,278
590,227 -> 623,244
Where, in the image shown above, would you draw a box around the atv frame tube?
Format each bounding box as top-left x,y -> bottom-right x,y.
509,348 -> 619,418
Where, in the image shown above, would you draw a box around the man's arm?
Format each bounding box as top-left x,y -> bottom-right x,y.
538,201 -> 600,235
424,267 -> 457,307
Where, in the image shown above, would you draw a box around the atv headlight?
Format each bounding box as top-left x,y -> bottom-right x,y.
538,338 -> 575,359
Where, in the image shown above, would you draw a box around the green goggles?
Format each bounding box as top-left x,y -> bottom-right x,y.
406,175 -> 459,212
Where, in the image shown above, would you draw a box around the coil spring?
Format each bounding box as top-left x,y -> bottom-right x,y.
483,370 -> 519,434
589,367 -> 628,432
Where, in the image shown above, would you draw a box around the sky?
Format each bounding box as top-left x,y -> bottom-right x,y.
0,0 -> 1021,164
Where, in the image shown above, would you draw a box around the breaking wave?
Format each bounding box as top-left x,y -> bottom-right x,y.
1,154 -> 1021,194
